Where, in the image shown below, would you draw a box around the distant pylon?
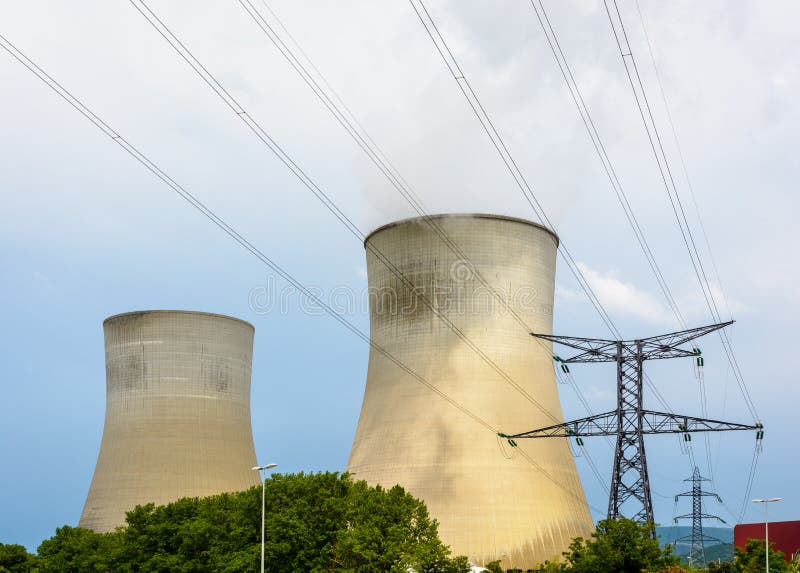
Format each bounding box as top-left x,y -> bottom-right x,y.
673,466 -> 726,566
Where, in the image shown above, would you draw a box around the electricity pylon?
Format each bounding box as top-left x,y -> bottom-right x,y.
500,321 -> 763,525
673,466 -> 726,567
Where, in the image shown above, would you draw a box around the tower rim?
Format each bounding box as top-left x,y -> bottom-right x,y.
103,310 -> 254,331
364,213 -> 559,248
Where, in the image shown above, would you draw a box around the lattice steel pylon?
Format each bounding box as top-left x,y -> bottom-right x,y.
501,321 -> 763,526
673,466 -> 726,567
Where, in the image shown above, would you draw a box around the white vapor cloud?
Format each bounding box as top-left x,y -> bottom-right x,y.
557,262 -> 755,328
559,262 -> 675,326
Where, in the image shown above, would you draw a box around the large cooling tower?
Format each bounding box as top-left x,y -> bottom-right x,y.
347,214 -> 593,568
79,310 -> 260,532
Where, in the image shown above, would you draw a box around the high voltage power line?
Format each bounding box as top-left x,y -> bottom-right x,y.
128,0 -> 613,501
526,0 -> 687,331
2,0 -> 761,523
600,0 -> 761,517
236,0 -> 612,494
0,31 -> 604,516
130,0 -> 661,508
531,0 -> 721,500
601,0 -> 758,421
523,0 -> 704,501
520,0 -> 706,485
407,0 -> 678,421
2,0 -> 604,508
525,0 -> 761,517
633,0 -> 735,489
407,0 -> 762,521
633,0 -> 733,322
126,0 -> 566,429
406,0 -> 619,339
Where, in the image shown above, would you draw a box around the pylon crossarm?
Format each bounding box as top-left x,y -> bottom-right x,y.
674,533 -> 726,542
637,344 -> 696,361
675,491 -> 722,499
504,411 -> 617,439
506,410 -> 760,439
531,321 -> 734,363
675,513 -> 726,522
639,320 -> 733,349
639,411 -> 760,434
530,333 -> 618,362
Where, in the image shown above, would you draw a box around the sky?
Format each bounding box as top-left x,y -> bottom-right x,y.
1,0 -> 798,551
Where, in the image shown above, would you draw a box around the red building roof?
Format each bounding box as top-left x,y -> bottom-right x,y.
734,520 -> 800,562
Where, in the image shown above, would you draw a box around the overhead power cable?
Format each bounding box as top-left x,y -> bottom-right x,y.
136,0 -> 636,483
604,0 -> 762,519
239,0 -> 559,361
132,0 -> 612,513
526,0 -> 687,332
407,0 -> 677,420
0,31 -> 605,515
531,0 -> 717,483
407,0 -> 746,514
634,0 -> 737,488
601,0 -> 759,422
407,0 -> 755,522
521,0 -> 701,435
407,0 -> 620,340
738,444 -> 760,523
633,0 -> 732,321
128,0 -> 564,425
238,0 -> 614,474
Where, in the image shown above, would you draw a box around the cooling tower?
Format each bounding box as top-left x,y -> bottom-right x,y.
347,214 -> 593,568
79,310 -> 260,532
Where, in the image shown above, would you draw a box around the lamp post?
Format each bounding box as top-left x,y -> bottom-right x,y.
253,463 -> 277,573
752,498 -> 782,573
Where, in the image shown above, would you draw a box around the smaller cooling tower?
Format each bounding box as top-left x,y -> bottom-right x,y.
79,310 -> 260,532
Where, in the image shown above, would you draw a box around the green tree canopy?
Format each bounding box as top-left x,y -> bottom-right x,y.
36,526 -> 121,572
0,543 -> 37,573
727,538 -> 789,573
32,472 -> 469,573
532,518 -> 678,573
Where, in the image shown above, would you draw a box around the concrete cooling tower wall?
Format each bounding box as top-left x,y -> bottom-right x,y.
347,214 -> 593,568
79,310 -> 260,532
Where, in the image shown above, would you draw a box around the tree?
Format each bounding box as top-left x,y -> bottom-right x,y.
483,561 -> 504,573
530,560 -> 566,573
557,518 -> 678,573
732,539 -> 788,573
0,543 -> 37,573
36,526 -> 120,572
708,561 -> 737,573
32,472 -> 470,572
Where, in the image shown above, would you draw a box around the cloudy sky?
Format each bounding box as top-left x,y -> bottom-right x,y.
1,0 -> 797,550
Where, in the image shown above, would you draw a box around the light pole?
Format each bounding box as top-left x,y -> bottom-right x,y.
752,498 -> 782,573
253,463 -> 277,573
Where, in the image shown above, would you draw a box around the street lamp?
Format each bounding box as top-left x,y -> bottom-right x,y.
253,463 -> 277,573
752,498 -> 782,573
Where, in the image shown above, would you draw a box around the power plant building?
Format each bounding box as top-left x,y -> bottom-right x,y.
79,310 -> 260,532
347,214 -> 593,568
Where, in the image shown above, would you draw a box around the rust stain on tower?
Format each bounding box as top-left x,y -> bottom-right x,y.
347,214 -> 593,568
79,310 -> 259,532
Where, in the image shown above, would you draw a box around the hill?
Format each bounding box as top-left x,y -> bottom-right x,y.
656,526 -> 735,563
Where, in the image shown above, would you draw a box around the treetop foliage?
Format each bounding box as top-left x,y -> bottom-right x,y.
4,481 -> 797,573
9,472 -> 470,572
707,538 -> 794,573
524,518 -> 678,573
